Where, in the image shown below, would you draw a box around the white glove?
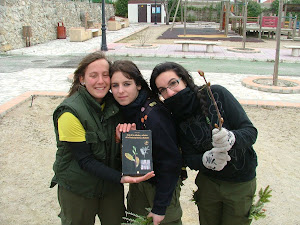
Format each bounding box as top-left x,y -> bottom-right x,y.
212,128 -> 235,151
202,148 -> 231,171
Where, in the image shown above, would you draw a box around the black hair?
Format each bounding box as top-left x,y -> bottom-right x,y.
110,60 -> 153,97
150,62 -> 209,117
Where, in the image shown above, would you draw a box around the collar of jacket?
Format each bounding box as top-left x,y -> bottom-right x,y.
119,89 -> 149,123
78,86 -> 119,120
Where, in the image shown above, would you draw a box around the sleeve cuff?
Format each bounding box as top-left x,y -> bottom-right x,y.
151,205 -> 167,216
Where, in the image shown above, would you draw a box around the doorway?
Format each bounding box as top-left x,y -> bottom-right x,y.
138,4 -> 147,22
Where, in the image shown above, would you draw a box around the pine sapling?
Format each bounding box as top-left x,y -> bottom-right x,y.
122,208 -> 153,225
249,185 -> 272,220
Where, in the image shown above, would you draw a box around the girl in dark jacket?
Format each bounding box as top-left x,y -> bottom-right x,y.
110,60 -> 183,225
150,62 -> 258,225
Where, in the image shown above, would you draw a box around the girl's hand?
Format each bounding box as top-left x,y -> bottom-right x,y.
147,212 -> 165,225
115,123 -> 137,143
120,171 -> 155,184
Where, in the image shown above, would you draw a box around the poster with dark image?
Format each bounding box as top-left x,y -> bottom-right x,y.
122,130 -> 153,176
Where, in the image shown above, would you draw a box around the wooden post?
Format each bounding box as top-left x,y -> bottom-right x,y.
170,0 -> 181,31
219,1 -> 224,31
242,0 -> 247,49
292,15 -> 297,39
259,12 -> 263,40
273,0 -> 283,86
232,0 -> 237,31
225,1 -> 230,36
184,0 -> 187,35
180,0 -> 183,24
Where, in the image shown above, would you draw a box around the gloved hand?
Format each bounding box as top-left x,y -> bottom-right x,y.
212,128 -> 235,151
202,148 -> 231,171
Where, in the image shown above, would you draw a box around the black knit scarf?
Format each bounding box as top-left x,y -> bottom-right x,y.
119,89 -> 148,124
164,87 -> 199,122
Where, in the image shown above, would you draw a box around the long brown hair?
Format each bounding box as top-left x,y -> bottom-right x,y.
68,51 -> 112,97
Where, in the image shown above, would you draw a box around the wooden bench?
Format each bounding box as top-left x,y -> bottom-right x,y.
88,28 -> 100,37
283,45 -> 300,56
174,40 -> 221,53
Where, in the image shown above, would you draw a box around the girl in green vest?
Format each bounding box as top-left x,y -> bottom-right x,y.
50,51 -> 154,225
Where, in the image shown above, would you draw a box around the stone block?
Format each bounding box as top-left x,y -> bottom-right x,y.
107,20 -> 122,31
0,43 -> 12,52
69,27 -> 92,42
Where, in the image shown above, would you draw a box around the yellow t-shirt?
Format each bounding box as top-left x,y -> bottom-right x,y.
57,104 -> 105,142
58,112 -> 86,142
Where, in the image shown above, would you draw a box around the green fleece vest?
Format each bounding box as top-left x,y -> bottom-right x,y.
51,87 -> 122,198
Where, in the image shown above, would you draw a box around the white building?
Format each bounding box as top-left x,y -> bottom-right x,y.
128,0 -> 166,23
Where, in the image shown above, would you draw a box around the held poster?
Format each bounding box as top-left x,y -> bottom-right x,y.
122,130 -> 153,176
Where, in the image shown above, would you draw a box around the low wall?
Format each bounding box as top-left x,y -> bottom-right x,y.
0,0 -> 115,52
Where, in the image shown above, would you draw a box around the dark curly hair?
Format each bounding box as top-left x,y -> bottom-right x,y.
150,62 -> 208,117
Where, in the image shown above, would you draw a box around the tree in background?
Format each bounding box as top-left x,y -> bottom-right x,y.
161,0 -> 178,25
270,0 -> 279,15
247,0 -> 262,17
115,0 -> 128,17
289,0 -> 300,19
270,0 -> 300,19
168,0 -> 183,22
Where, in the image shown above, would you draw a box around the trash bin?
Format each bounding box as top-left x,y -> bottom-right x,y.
57,22 -> 66,39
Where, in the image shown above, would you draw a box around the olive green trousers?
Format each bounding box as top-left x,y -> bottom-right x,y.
194,172 -> 256,225
58,185 -> 125,225
127,181 -> 183,225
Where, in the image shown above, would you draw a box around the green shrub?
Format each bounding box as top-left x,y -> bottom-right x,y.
247,1 -> 262,17
115,0 -> 128,17
187,14 -> 197,22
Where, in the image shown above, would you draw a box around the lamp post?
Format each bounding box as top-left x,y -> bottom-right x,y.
154,0 -> 157,25
101,0 -> 108,51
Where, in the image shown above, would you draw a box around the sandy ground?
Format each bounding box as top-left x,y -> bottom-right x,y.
117,23 -> 299,49
0,96 -> 299,225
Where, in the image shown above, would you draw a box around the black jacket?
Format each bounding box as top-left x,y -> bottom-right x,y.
120,90 -> 182,215
165,85 -> 258,182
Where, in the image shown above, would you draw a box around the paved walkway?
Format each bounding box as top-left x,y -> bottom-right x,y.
0,23 -> 300,117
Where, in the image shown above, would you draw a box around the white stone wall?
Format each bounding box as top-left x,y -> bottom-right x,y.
0,0 -> 115,52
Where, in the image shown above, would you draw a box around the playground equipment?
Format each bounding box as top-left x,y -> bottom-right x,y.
244,14 -> 298,39
220,0 -> 300,40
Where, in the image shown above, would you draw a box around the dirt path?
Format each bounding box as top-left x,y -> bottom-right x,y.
0,97 -> 299,224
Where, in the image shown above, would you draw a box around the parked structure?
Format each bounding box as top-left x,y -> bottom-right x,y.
128,0 -> 166,24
